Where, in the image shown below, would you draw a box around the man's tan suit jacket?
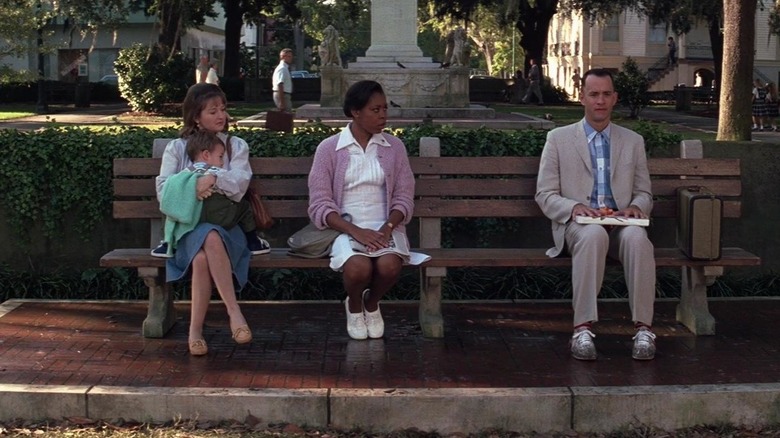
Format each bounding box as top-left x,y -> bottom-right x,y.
535,121 -> 653,258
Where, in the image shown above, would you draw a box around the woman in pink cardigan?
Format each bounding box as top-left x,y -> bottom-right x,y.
308,80 -> 429,340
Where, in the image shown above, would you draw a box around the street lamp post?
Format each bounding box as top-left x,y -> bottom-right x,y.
512,27 -> 516,74
35,1 -> 48,114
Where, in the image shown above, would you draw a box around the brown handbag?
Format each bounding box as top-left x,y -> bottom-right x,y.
225,135 -> 273,230
265,110 -> 294,133
245,186 -> 274,230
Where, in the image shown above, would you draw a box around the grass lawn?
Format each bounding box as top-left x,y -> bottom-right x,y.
491,102 -> 718,142
0,104 -> 36,120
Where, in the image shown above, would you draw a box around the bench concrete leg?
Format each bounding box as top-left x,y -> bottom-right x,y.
676,265 -> 722,335
138,267 -> 176,338
419,268 -> 445,338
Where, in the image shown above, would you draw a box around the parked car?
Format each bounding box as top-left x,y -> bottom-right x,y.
291,70 -> 317,78
98,74 -> 119,85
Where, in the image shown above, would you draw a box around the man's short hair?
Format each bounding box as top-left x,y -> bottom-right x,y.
280,48 -> 293,58
581,68 -> 614,87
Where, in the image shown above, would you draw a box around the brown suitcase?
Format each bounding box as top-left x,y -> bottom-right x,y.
265,110 -> 294,132
676,186 -> 723,260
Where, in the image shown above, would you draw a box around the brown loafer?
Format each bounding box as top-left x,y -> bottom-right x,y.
232,325 -> 252,344
189,339 -> 208,356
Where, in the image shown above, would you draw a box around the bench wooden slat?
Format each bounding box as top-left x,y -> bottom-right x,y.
410,157 -> 542,174
421,247 -> 761,268
113,179 -> 155,197
111,199 -> 744,220
651,179 -> 741,197
114,178 -> 744,200
113,200 -> 312,219
249,157 -> 313,175
114,158 -> 159,176
100,247 -> 761,270
647,158 -> 741,176
114,157 -> 742,178
415,179 -> 536,196
100,248 -> 332,269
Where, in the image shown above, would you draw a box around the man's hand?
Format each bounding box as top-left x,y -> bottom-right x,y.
571,204 -> 611,220
571,204 -> 646,221
613,205 -> 647,219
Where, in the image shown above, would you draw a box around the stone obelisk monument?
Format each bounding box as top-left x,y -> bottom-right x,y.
362,0 -> 427,61
297,0 -> 492,119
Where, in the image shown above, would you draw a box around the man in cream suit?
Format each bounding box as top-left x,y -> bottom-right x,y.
535,69 -> 656,361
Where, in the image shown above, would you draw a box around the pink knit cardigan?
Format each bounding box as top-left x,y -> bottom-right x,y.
307,131 -> 415,233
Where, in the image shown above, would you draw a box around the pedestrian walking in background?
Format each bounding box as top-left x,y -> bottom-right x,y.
667,37 -> 677,65
195,55 -> 209,83
205,62 -> 219,86
511,70 -> 528,104
766,82 -> 779,131
522,58 -> 544,105
571,68 -> 582,99
273,48 -> 294,112
752,78 -> 768,131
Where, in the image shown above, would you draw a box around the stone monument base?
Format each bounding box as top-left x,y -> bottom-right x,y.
320,65 -> 469,109
296,104 -> 496,120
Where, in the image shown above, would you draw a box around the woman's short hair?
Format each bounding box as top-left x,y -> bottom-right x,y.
343,80 -> 385,118
180,83 -> 227,138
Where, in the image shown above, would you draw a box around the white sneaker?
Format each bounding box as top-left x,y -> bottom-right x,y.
571,327 -> 597,360
344,297 -> 367,340
632,327 -> 657,360
362,289 -> 384,339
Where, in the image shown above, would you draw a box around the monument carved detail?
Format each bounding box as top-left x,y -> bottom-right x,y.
318,25 -> 342,67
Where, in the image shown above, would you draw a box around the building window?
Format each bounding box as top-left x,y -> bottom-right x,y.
649,23 -> 666,43
603,15 -> 620,42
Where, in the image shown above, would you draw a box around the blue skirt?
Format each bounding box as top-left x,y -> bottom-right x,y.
166,223 -> 250,290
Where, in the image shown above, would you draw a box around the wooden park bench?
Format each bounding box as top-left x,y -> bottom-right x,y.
100,137 -> 760,339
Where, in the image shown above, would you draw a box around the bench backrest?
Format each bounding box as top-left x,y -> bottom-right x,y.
112,137 -> 742,246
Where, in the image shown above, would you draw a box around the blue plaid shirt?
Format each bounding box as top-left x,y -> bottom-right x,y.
583,121 -> 617,210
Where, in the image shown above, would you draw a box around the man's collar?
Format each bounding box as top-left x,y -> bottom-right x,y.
582,119 -> 611,140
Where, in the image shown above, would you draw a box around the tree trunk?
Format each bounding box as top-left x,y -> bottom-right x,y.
718,0 -> 756,141
223,1 -> 243,78
469,33 -> 495,74
517,0 -> 557,73
158,1 -> 182,53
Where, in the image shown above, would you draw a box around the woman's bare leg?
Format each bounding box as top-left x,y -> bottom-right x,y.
202,230 -> 248,331
189,250 -> 211,342
342,256 -> 373,312
364,255 -> 403,311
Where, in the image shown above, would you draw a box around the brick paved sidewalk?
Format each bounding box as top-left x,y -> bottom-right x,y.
2,298 -> 779,389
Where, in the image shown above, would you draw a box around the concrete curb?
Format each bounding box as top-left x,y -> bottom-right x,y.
3,383 -> 780,433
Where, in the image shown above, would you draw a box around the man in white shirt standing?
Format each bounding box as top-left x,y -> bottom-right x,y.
205,61 -> 219,85
273,48 -> 294,112
195,55 -> 209,83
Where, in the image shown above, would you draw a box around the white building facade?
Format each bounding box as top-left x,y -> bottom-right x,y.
4,6 -> 228,84
546,8 -> 780,97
